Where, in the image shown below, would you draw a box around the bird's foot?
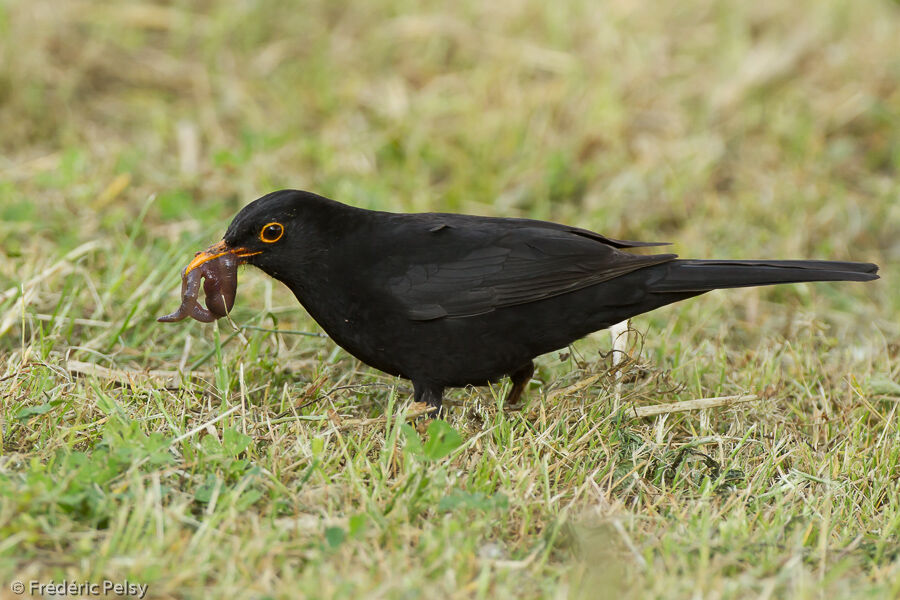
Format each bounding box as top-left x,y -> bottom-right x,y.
412,381 -> 445,428
504,361 -> 535,408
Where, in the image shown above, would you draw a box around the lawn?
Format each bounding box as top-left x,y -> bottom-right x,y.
1,0 -> 899,598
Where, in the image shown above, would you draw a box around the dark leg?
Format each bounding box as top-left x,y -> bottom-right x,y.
504,361 -> 535,406
413,380 -> 445,414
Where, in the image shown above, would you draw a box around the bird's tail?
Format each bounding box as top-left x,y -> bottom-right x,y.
649,259 -> 879,293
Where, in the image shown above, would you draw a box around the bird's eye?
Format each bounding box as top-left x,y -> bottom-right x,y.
260,222 -> 284,243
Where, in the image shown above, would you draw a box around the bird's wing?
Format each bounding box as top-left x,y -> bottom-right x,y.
386,225 -> 677,320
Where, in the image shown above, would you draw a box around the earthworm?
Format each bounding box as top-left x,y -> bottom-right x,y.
157,251 -> 238,323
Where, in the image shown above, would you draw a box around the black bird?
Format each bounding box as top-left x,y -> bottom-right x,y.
159,190 -> 879,411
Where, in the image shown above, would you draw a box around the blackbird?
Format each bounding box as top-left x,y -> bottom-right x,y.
159,189 -> 879,410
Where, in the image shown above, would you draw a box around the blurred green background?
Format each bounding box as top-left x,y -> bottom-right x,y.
1,0 -> 898,598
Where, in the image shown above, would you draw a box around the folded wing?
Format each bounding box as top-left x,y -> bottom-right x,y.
388,225 -> 676,320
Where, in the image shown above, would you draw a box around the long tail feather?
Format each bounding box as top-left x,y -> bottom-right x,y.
650,260 -> 879,293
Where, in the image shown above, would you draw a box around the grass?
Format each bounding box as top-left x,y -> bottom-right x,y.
1,0 -> 899,597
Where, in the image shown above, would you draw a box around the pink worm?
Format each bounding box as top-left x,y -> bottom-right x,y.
157,252 -> 238,323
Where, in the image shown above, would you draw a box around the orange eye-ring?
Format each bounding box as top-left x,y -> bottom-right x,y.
260,222 -> 284,243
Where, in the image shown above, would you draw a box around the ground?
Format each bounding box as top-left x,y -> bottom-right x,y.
1,0 -> 899,598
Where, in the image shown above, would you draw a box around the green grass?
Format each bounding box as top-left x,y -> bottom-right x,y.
1,0 -> 899,598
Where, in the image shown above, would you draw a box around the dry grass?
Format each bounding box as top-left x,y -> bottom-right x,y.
1,0 -> 898,598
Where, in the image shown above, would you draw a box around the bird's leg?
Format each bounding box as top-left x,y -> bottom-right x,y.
504,361 -> 535,406
413,381 -> 445,415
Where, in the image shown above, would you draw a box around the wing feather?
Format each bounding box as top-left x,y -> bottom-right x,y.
388,225 -> 676,321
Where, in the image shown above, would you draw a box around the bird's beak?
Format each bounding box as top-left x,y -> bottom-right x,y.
158,241 -> 260,324
184,241 -> 261,276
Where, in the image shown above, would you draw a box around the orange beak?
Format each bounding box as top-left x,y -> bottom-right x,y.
184,241 -> 261,276
157,241 -> 262,323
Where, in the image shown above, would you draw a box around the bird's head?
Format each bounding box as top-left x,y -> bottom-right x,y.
158,189 -> 341,323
